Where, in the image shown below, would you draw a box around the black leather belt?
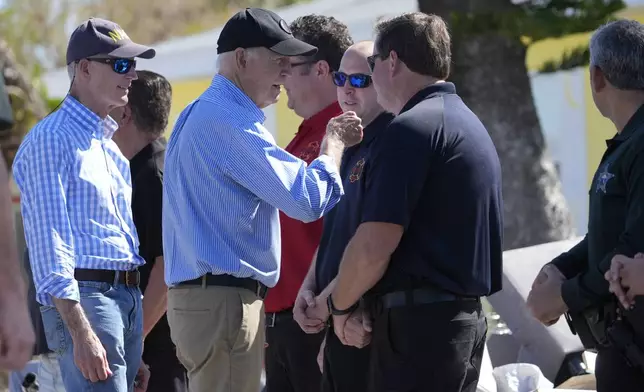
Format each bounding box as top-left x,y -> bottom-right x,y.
74,268 -> 140,287
266,308 -> 293,328
379,287 -> 479,309
175,273 -> 268,299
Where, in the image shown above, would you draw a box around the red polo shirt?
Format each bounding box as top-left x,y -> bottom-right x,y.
264,102 -> 343,313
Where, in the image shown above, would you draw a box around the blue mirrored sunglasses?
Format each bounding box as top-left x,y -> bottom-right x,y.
87,58 -> 136,74
332,71 -> 372,89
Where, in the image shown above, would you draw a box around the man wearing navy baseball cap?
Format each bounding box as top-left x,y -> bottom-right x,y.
163,7 -> 363,392
13,18 -> 155,392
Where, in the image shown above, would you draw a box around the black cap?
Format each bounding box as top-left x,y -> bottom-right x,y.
66,18 -> 156,65
217,8 -> 317,56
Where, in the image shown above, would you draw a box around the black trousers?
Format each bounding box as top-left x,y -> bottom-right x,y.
595,346 -> 644,391
595,304 -> 644,392
368,299 -> 487,392
142,316 -> 188,392
322,325 -> 371,392
265,308 -> 325,392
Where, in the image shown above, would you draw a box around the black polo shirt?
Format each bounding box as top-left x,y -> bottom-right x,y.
362,83 -> 503,297
315,112 -> 394,291
130,138 -> 170,345
552,104 -> 644,312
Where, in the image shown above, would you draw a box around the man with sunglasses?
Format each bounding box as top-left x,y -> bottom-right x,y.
13,18 -> 155,392
294,40 -> 393,392
264,14 -> 352,392
329,13 -> 503,392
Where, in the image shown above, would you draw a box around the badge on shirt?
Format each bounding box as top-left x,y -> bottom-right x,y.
298,141 -> 320,162
596,163 -> 615,194
350,158 -> 366,183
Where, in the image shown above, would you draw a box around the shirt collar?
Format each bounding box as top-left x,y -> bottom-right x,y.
131,137 -> 166,171
298,102 -> 342,135
400,82 -> 456,114
60,95 -> 119,140
362,112 -> 394,145
609,103 -> 644,145
204,74 -> 266,124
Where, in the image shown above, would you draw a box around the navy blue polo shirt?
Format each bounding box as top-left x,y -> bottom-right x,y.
315,112 -> 395,291
363,82 -> 503,297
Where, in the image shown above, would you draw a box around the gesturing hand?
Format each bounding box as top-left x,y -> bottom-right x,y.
293,289 -> 326,334
326,111 -> 363,148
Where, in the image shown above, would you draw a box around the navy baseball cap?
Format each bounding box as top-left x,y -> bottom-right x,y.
217,8 -> 317,56
66,18 -> 156,65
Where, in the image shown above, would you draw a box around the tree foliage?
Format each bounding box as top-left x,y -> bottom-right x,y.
446,0 -> 625,73
0,0 -> 306,168
0,41 -> 48,168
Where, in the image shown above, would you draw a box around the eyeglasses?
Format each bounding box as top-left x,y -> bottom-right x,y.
331,71 -> 372,88
87,58 -> 136,74
367,53 -> 387,72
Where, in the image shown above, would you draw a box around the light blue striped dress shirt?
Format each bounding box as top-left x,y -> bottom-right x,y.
13,96 -> 144,306
163,74 -> 344,287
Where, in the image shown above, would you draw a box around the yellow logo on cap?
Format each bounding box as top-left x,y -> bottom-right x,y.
108,28 -> 130,43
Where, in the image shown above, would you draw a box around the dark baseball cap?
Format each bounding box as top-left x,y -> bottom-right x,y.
217,8 -> 317,57
66,18 -> 156,65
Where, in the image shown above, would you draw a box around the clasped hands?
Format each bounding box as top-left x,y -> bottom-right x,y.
527,263 -> 568,326
293,289 -> 372,349
605,253 -> 644,309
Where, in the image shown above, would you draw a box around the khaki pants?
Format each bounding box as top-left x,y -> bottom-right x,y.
167,285 -> 265,392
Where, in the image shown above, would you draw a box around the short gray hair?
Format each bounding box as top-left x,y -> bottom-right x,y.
215,47 -> 264,71
589,19 -> 644,90
67,63 -> 76,82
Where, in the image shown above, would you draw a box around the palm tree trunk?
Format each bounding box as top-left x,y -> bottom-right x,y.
418,0 -> 575,250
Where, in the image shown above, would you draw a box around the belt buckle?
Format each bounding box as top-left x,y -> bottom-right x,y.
266,313 -> 276,328
125,270 -> 140,287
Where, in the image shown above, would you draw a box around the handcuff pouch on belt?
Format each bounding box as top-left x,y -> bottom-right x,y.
566,300 -> 644,371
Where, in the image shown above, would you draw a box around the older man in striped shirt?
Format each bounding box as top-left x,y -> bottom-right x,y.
163,7 -> 363,392
13,18 -> 154,392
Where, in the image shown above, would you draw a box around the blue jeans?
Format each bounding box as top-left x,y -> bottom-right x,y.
40,281 -> 143,392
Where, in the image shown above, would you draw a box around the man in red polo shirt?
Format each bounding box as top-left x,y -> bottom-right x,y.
263,14 -> 353,392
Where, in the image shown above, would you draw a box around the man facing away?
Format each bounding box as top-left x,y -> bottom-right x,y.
162,7 -> 362,392
528,19 -> 644,391
263,14 -> 353,392
329,13 -> 503,392
294,40 -> 393,392
13,18 -> 154,392
111,70 -> 188,392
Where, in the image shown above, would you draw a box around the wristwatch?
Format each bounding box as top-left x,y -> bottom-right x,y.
327,294 -> 358,316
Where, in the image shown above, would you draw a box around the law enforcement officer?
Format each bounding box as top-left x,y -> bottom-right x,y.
294,40 -> 392,392
328,13 -> 503,392
528,19 -> 644,391
264,15 -> 352,392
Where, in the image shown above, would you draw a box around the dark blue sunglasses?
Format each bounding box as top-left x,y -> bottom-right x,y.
332,71 -> 372,88
87,58 -> 136,74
